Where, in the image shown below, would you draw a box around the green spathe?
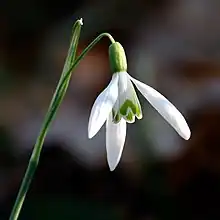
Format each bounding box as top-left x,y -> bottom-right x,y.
109,42 -> 127,73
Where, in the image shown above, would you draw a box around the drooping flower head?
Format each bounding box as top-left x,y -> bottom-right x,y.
88,41 -> 191,171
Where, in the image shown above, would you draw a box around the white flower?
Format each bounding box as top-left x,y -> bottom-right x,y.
88,71 -> 190,171
88,41 -> 190,171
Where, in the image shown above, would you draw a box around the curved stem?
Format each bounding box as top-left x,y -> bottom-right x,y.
53,33 -> 115,104
9,31 -> 115,220
55,33 -> 115,98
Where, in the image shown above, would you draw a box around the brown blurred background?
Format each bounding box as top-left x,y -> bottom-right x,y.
1,0 -> 220,219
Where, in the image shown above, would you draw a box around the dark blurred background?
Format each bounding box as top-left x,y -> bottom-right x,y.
1,0 -> 220,219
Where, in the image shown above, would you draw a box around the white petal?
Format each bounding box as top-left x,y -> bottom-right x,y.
117,71 -> 132,99
129,75 -> 191,140
88,74 -> 119,138
106,114 -> 127,171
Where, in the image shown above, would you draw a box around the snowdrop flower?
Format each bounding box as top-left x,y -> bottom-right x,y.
88,42 -> 191,171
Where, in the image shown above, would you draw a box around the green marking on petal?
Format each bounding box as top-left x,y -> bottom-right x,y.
135,96 -> 143,119
119,99 -> 136,123
112,109 -> 122,124
120,99 -> 136,116
125,109 -> 135,123
119,98 -> 143,122
136,108 -> 142,119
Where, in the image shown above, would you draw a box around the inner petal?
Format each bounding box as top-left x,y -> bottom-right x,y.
116,72 -> 143,123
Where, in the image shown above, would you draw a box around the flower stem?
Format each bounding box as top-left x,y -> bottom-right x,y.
56,32 -> 115,89
9,28 -> 115,220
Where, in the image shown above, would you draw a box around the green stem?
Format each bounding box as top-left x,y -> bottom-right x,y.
56,33 -> 115,94
9,32 -> 115,220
